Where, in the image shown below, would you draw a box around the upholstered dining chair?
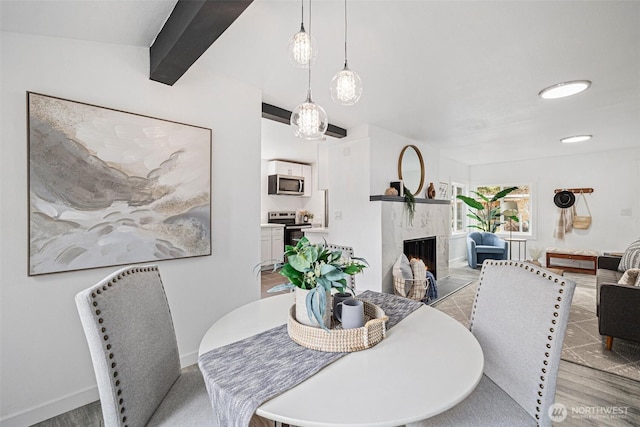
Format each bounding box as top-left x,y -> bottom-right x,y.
408,261 -> 576,427
75,264 -> 273,427
326,243 -> 356,290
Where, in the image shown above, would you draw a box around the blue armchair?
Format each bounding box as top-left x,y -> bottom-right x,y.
467,232 -> 508,268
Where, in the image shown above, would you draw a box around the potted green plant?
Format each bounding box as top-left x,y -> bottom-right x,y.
299,210 -> 314,223
268,237 -> 367,330
457,186 -> 519,233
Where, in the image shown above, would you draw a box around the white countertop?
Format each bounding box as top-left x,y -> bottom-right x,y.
260,223 -> 285,228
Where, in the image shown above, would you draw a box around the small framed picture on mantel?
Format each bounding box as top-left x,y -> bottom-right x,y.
437,182 -> 449,200
389,181 -> 404,197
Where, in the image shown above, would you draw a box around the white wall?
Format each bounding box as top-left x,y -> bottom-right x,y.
326,137 -> 382,291
369,125 -> 440,198
0,32 -> 262,426
468,148 -> 640,260
439,156 -> 471,260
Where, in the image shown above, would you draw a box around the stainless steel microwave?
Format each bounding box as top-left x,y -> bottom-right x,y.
268,174 -> 304,195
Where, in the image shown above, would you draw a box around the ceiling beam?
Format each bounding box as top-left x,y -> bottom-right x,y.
262,103 -> 347,139
150,0 -> 253,86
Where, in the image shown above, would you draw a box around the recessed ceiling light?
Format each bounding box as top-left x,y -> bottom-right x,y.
539,80 -> 591,99
561,135 -> 592,144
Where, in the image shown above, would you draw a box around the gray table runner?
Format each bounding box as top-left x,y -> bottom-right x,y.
198,290 -> 423,427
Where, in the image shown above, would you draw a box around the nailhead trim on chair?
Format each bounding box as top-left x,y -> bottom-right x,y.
90,265 -> 159,427
470,260 -> 570,423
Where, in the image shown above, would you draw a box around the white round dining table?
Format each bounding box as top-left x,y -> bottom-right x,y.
198,293 -> 484,427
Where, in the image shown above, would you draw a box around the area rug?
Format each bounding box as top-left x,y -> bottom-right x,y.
432,281 -> 640,382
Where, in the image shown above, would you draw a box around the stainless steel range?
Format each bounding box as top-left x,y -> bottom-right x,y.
268,211 -> 312,247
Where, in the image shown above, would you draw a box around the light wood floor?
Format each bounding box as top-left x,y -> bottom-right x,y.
32,260 -> 640,426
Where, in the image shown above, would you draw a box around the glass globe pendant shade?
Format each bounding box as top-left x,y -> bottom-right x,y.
287,24 -> 317,68
330,65 -> 363,105
290,92 -> 328,140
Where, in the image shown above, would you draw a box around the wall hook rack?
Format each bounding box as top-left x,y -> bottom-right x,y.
553,187 -> 594,194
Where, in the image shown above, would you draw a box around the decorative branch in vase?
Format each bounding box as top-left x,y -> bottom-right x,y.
268,237 -> 368,331
529,246 -> 543,266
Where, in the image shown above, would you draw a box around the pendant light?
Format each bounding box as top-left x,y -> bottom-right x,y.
287,0 -> 316,68
330,0 -> 362,105
291,0 -> 328,140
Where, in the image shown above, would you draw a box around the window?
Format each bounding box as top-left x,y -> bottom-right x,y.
451,182 -> 466,234
476,185 -> 531,235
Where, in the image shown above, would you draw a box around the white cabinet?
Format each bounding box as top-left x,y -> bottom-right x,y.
268,160 -> 303,177
271,227 -> 284,261
261,229 -> 271,266
261,225 -> 284,269
302,164 -> 312,197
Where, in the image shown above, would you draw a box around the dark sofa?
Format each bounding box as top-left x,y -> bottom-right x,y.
596,255 -> 640,350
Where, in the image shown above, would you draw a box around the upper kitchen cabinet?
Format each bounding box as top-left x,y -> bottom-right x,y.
268,160 -> 303,177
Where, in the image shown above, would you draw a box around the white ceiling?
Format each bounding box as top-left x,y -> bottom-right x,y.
2,0 -> 639,166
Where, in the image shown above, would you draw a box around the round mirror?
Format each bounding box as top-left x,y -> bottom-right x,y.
398,145 -> 425,195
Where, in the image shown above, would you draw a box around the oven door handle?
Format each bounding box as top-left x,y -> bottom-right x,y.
287,225 -> 312,230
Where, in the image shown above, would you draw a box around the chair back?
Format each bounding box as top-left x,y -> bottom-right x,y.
469,231 -> 504,247
75,265 -> 181,427
326,243 -> 356,290
482,232 -> 502,246
467,232 -> 483,245
470,261 -> 575,426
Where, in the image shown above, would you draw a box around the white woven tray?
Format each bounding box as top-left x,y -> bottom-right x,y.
287,300 -> 388,352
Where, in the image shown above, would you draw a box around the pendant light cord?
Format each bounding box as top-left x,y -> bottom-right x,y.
307,0 -> 313,97
344,0 -> 348,67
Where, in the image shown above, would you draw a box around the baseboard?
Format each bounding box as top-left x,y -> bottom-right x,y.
1,351 -> 200,427
0,385 -> 98,427
180,350 -> 199,368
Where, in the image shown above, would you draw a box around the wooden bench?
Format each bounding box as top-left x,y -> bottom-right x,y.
546,249 -> 599,275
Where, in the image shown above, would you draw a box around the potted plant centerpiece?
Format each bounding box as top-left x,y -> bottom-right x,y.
269,237 -> 367,331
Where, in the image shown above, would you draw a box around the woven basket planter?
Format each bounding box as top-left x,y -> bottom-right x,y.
287,300 -> 388,352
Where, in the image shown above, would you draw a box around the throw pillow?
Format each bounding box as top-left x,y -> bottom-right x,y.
410,258 -> 427,281
393,254 -> 413,280
617,268 -> 640,286
618,238 -> 640,272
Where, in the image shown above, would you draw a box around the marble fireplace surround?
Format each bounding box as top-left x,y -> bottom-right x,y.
371,196 -> 451,295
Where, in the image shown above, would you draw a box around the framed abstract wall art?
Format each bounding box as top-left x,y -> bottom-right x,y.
27,92 -> 212,275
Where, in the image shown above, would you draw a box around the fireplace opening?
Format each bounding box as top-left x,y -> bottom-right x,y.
404,236 -> 437,278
